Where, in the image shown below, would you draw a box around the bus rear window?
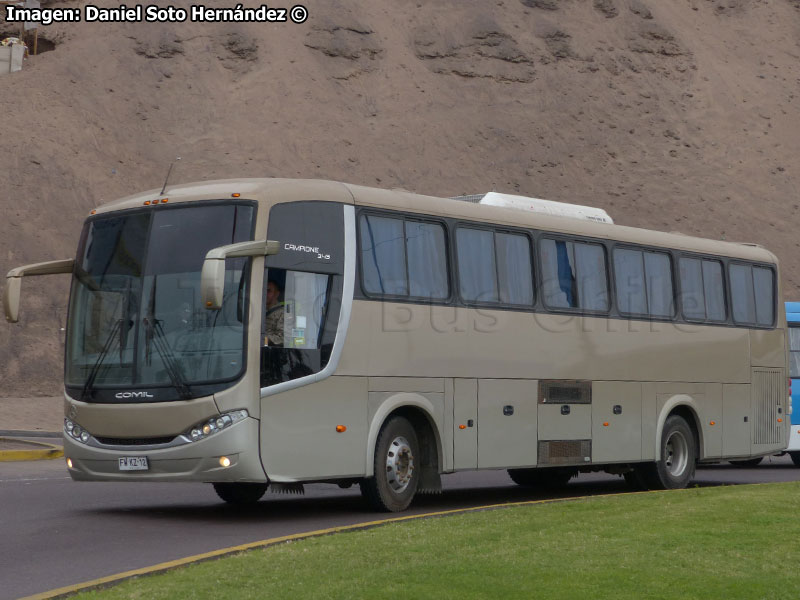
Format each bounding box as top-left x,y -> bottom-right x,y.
730,264 -> 774,327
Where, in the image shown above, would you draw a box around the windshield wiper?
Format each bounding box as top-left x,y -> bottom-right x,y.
81,319 -> 122,402
143,275 -> 192,400
142,317 -> 192,400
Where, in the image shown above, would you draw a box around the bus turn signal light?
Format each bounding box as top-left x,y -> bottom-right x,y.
336,425 -> 347,433
603,422 -> 609,427
710,421 -> 715,426
778,418 -> 783,423
232,193 -> 241,198
459,424 -> 466,430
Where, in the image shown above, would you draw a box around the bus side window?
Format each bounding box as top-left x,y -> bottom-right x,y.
541,239 -> 608,311
730,263 -> 773,327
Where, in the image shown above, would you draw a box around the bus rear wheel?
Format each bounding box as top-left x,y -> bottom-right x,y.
213,482 -> 268,504
790,452 -> 800,467
360,416 -> 420,512
643,414 -> 696,489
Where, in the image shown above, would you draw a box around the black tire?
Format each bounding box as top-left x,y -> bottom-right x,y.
790,452 -> 800,467
507,467 -> 576,488
360,416 -> 420,512
642,414 -> 696,490
213,482 -> 268,505
729,457 -> 764,468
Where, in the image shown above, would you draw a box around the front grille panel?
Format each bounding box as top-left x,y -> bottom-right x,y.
94,436 -> 176,446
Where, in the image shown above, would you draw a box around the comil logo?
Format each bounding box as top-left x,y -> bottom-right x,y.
115,391 -> 155,399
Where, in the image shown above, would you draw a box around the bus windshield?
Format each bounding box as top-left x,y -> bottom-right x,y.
65,203 -> 255,401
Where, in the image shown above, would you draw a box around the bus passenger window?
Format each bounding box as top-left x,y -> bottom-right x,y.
360,214 -> 448,300
406,221 -> 448,299
730,263 -> 774,326
680,258 -> 726,322
360,215 -> 408,296
457,228 -> 498,303
541,239 -> 608,311
614,249 -> 646,315
614,249 -> 674,318
753,267 -> 774,326
496,232 -> 534,305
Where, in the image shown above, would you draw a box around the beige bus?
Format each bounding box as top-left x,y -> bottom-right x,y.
3,179 -> 789,511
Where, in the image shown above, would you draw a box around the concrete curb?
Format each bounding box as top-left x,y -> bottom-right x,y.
0,430 -> 61,438
0,437 -> 64,462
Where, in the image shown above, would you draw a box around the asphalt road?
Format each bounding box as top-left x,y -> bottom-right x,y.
2,449 -> 799,600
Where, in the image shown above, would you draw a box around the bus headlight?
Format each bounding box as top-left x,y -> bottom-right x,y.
64,418 -> 93,445
184,410 -> 248,442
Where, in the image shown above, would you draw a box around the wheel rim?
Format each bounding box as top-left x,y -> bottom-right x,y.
664,430 -> 689,477
385,435 -> 414,493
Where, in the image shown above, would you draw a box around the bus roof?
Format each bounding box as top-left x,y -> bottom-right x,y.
93,178 -> 778,265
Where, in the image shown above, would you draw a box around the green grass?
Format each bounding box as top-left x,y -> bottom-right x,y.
76,483 -> 800,600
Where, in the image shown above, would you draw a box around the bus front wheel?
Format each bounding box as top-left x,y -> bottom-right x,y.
643,414 -> 696,489
360,416 -> 420,512
212,482 -> 268,504
790,452 -> 800,467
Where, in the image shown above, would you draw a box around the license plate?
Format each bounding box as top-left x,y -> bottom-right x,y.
118,456 -> 149,471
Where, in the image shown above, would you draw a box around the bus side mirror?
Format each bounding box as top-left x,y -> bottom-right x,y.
201,240 -> 279,310
4,259 -> 75,323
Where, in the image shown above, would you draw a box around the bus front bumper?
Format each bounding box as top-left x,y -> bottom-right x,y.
63,417 -> 267,483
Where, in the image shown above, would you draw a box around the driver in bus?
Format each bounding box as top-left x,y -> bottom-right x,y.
265,279 -> 288,346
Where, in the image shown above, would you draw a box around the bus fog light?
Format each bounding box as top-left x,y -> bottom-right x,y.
66,458 -> 73,468
219,456 -> 231,468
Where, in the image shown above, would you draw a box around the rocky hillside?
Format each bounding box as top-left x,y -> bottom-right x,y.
1,0 -> 799,395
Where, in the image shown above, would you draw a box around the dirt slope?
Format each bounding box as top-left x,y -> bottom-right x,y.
1,0 -> 799,396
